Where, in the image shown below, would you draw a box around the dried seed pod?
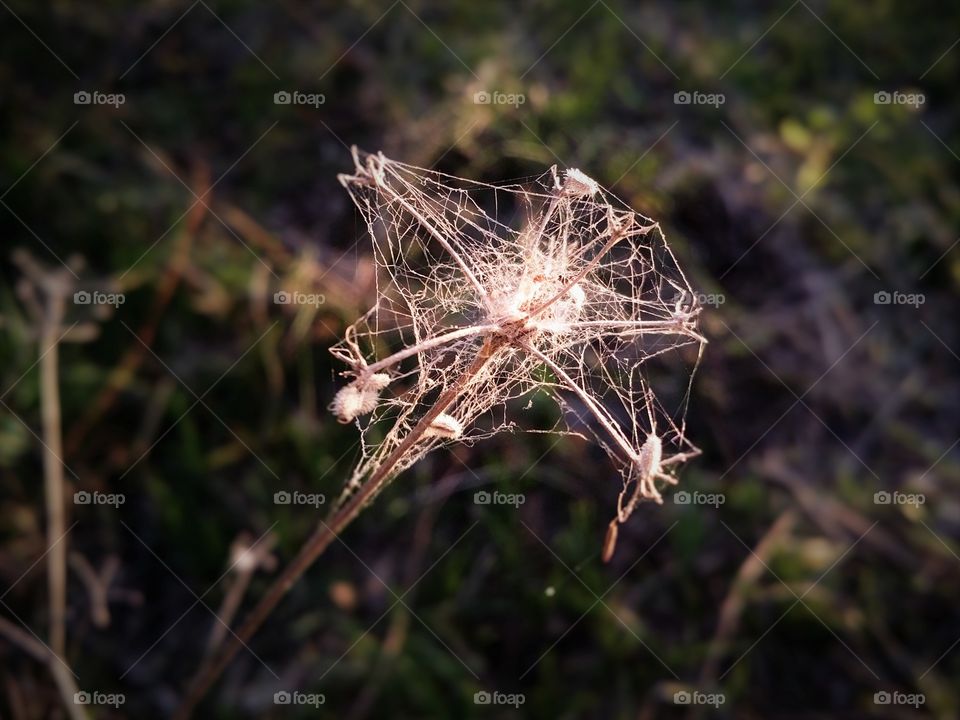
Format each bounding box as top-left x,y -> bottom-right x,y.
366,372 -> 391,391
563,168 -> 600,197
602,519 -> 619,563
329,373 -> 392,424
637,433 -> 663,482
424,413 -> 462,439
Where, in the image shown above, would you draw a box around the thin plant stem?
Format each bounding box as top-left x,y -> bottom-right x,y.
11,251 -> 88,720
174,337 -> 501,719
40,292 -> 67,657
358,323 -> 498,376
0,617 -> 88,720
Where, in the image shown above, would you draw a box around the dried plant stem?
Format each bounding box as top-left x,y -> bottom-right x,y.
0,594 -> 88,720
40,294 -> 68,658
174,338 -> 500,719
11,252 -> 87,719
359,323 -> 498,376
203,572 -> 254,661
68,553 -> 118,628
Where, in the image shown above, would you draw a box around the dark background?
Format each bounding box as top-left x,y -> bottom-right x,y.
1,1 -> 958,718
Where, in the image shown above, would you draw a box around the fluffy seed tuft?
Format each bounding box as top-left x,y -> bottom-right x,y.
424,413 -> 463,439
563,168 -> 600,197
330,373 -> 392,424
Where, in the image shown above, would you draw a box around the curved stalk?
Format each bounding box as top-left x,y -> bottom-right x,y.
174,338 -> 501,719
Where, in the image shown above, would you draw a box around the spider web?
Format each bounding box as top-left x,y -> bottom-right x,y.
331,148 -> 705,516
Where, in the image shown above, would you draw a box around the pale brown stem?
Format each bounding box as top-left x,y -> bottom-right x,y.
204,572 -> 252,660
359,323 -> 497,376
173,338 -> 501,719
40,294 -> 67,657
0,617 -> 88,720
68,553 -> 118,628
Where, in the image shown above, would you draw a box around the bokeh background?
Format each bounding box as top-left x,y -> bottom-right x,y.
2,1 -> 959,718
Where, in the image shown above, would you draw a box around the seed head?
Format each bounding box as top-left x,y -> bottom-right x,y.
330,372 -> 391,424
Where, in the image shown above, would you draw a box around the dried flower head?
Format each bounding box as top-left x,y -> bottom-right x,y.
331,148 -> 705,559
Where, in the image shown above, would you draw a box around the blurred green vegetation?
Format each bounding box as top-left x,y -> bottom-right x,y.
2,1 -> 959,718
